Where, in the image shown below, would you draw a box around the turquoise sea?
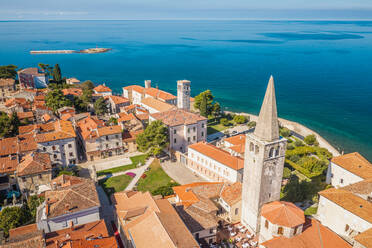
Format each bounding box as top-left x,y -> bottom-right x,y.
0,20 -> 372,160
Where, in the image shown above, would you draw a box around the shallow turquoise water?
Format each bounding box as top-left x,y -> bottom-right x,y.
1,20 -> 371,160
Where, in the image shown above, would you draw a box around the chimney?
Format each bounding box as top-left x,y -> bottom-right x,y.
144,80 -> 151,89
46,203 -> 49,215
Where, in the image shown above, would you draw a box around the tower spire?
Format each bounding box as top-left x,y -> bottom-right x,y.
253,75 -> 279,142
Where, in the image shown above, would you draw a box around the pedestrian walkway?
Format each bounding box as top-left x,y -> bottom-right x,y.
161,160 -> 206,184
125,157 -> 154,191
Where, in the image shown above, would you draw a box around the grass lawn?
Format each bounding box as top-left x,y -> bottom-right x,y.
136,159 -> 175,194
96,154 -> 147,177
99,174 -> 133,197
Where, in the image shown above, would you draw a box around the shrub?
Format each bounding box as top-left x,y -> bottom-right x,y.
280,127 -> 291,137
247,121 -> 256,128
287,138 -> 293,143
233,115 -> 247,124
220,118 -> 229,126
304,134 -> 317,146
287,144 -> 295,150
283,167 -> 292,179
294,140 -> 304,147
152,182 -> 180,197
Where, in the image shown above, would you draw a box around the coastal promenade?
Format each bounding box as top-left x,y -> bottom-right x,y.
227,111 -> 341,157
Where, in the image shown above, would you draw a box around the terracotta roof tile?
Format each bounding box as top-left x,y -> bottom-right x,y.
189,142 -> 244,171
123,85 -> 145,94
94,84 -> 112,92
220,182 -> 242,206
319,187 -> 372,223
0,137 -> 19,156
261,201 -> 305,228
354,227 -> 372,248
150,109 -> 206,127
45,220 -> 115,248
141,97 -> 175,113
45,176 -> 100,218
5,224 -> 44,248
331,152 -> 372,179
105,95 -> 129,105
62,88 -> 83,97
144,87 -> 176,101
117,113 -> 136,122
261,219 -> 352,248
0,156 -> 18,174
17,152 -> 51,176
17,111 -> 34,120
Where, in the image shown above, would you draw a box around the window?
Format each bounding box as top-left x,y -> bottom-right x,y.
106,136 -> 109,141
115,135 -> 119,139
340,179 -> 344,184
174,138 -> 177,143
68,144 -> 72,148
193,127 -> 196,132
269,147 -> 274,158
345,224 -> 350,232
174,130 -> 176,134
188,128 -> 190,133
69,152 -> 73,157
38,174 -> 42,179
250,142 -> 254,151
210,228 -> 214,234
188,137 -> 190,142
43,147 -> 46,152
193,136 -> 196,141
235,208 -> 239,215
52,145 -> 56,151
22,177 -> 26,182
265,220 -> 269,229
116,142 -> 119,146
53,154 -> 57,159
294,226 -> 298,235
268,193 -> 271,198
255,145 -> 259,154
275,147 -> 280,156
209,239 -> 213,244
202,123 -> 205,128
201,131 -> 204,137
278,227 -> 283,235
106,144 -> 109,149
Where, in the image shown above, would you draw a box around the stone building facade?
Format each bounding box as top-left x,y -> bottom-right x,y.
0,78 -> 16,102
177,80 -> 191,110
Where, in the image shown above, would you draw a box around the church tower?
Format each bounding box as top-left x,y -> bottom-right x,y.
241,76 -> 287,233
177,80 -> 191,110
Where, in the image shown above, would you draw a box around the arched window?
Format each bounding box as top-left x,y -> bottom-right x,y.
250,142 -> 254,151
269,147 -> 274,158
278,227 -> 284,235
255,145 -> 259,154
275,147 -> 280,156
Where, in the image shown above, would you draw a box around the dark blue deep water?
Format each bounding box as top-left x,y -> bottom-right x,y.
1,20 -> 372,160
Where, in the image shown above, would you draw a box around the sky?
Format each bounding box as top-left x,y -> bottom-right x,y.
1,0 -> 372,20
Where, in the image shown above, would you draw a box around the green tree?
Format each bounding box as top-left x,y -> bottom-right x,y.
282,175 -> 310,202
283,167 -> 292,179
220,118 -> 229,126
194,90 -> 214,115
94,97 -> 107,116
52,64 -> 62,83
0,206 -> 32,237
27,195 -> 45,219
0,65 -> 17,79
45,89 -> 72,112
72,96 -> 87,113
0,112 -> 11,138
304,134 -> 317,146
9,112 -> 20,136
233,115 -> 247,124
294,139 -> 304,147
199,93 -> 208,117
280,127 -> 291,137
38,63 -> 53,77
81,80 -> 95,90
247,121 -> 256,128
136,120 -> 169,156
212,102 -> 221,118
152,182 -> 180,197
107,117 -> 118,125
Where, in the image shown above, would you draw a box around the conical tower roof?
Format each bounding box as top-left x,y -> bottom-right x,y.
253,75 -> 279,142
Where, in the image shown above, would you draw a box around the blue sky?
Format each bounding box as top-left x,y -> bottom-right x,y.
1,0 -> 372,20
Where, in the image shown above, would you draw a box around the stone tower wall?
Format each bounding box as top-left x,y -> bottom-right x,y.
177,80 -> 191,110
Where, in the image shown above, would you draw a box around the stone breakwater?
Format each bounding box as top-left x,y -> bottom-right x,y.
226,111 -> 341,157
30,48 -> 111,54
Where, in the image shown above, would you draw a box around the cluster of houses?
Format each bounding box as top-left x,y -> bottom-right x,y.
0,67 -> 371,248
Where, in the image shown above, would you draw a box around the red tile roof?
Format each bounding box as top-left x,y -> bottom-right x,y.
150,109 -> 206,127
94,84 -> 112,92
141,97 -> 175,112
144,87 -> 176,101
189,142 -> 244,171
0,156 -> 18,174
331,152 -> 372,179
105,95 -> 129,105
261,219 -> 352,248
62,88 -> 83,96
17,152 -> 52,176
261,201 -> 305,228
5,224 -> 44,248
354,228 -> 372,248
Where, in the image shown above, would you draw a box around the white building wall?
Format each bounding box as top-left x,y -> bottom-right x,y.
132,90 -> 143,105
38,137 -> 78,166
326,161 -> 364,187
317,195 -> 372,238
187,148 -> 240,182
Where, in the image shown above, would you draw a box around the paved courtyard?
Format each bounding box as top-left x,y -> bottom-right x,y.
161,160 -> 207,184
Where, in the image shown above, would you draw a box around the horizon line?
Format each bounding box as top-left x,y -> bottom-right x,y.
1,18 -> 372,21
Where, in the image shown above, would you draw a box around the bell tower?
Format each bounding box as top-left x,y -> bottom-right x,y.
241,76 -> 287,233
